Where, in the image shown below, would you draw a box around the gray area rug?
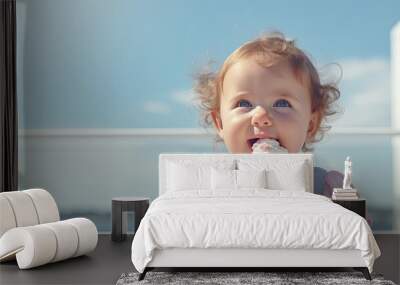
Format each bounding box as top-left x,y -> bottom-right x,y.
116,271 -> 396,285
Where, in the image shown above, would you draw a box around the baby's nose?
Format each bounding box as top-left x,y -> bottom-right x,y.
251,106 -> 272,127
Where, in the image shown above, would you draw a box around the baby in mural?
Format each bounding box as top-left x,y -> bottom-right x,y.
193,32 -> 353,202
194,32 -> 340,154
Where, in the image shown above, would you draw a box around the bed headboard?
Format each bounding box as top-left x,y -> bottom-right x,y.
159,153 -> 314,196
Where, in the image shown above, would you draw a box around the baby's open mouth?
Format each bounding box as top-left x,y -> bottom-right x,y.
247,138 -> 280,149
247,138 -> 259,150
248,138 -> 288,153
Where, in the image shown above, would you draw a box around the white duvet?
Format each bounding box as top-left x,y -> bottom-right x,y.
131,190 -> 380,273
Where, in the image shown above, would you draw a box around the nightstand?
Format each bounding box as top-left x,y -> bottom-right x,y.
111,197 -> 149,242
332,198 -> 366,218
373,231 -> 400,284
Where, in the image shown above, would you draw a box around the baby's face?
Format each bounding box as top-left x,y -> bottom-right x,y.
213,58 -> 317,153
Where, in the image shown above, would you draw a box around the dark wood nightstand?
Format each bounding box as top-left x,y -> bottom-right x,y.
332,198 -> 366,218
373,231 -> 400,284
112,197 -> 149,242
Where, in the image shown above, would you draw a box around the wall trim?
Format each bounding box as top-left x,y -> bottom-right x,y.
18,128 -> 400,137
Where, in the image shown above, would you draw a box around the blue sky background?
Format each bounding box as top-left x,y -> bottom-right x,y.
16,0 -> 400,128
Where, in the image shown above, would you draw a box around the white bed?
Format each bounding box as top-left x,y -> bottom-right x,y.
131,153 -> 380,281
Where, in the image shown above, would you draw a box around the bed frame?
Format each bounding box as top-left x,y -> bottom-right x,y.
138,153 -> 372,281
140,248 -> 371,280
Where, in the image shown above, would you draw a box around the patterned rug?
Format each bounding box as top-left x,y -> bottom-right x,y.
116,271 -> 396,285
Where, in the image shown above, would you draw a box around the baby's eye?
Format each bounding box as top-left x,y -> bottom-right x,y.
273,99 -> 291,108
237,99 -> 253,108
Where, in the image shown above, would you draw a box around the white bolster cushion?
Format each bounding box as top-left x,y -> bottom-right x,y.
24,189 -> 60,223
0,191 -> 39,227
42,221 -> 79,262
0,196 -> 17,237
0,189 -> 59,238
0,218 -> 98,269
63,218 -> 98,257
0,225 -> 57,268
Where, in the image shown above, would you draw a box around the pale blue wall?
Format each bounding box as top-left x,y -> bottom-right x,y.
15,0 -> 399,231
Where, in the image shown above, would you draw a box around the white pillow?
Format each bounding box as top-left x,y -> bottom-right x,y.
167,162 -> 210,191
167,160 -> 236,192
266,161 -> 307,191
238,159 -> 309,192
211,168 -> 267,190
236,169 -> 267,189
211,168 -> 236,190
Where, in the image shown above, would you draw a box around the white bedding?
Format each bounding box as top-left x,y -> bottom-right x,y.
131,190 -> 380,273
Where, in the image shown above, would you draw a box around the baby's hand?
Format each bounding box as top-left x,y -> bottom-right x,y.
252,139 -> 288,153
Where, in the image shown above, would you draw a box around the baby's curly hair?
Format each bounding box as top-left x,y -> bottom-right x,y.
193,32 -> 341,151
